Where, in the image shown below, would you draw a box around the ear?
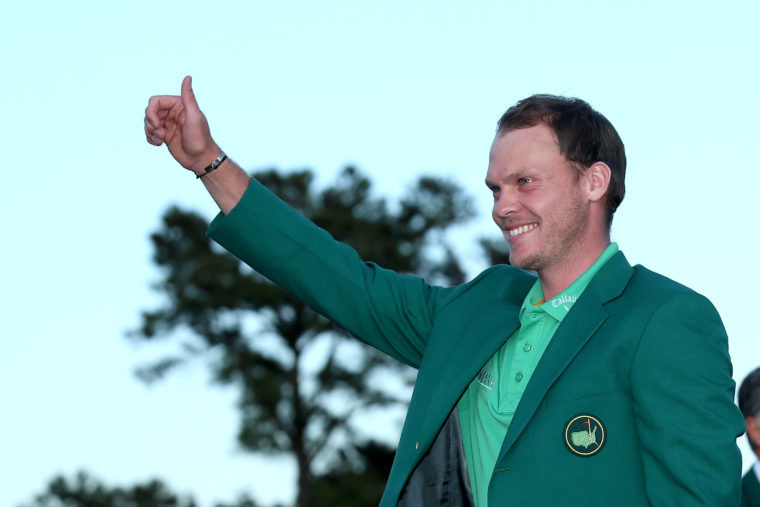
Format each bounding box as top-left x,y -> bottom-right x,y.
583,162 -> 612,203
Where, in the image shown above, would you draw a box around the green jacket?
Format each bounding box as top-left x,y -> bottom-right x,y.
742,467 -> 760,507
208,179 -> 744,506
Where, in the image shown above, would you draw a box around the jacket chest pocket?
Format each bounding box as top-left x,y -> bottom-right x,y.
543,370 -> 617,407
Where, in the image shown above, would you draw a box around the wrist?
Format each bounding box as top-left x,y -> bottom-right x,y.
190,144 -> 223,176
196,152 -> 228,179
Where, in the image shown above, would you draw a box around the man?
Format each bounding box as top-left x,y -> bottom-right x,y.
740,368 -> 760,506
145,77 -> 744,505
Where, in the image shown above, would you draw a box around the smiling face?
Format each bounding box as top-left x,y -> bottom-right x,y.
486,124 -> 596,278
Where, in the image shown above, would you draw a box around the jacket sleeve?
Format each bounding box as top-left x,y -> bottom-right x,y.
206,178 -> 450,368
630,293 -> 744,505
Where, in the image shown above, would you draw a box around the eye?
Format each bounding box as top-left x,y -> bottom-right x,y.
489,185 -> 501,198
518,177 -> 534,185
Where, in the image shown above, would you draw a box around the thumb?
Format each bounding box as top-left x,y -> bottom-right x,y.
181,75 -> 200,112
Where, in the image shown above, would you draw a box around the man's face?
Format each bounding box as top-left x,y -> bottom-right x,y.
746,415 -> 760,459
486,124 -> 590,273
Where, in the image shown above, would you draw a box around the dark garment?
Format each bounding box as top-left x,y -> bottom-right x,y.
742,467 -> 760,507
398,409 -> 474,506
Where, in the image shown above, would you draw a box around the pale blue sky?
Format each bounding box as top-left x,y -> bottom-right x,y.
2,1 -> 759,505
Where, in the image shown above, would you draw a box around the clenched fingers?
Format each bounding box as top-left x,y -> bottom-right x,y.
145,94 -> 182,145
146,94 -> 178,119
144,116 -> 165,146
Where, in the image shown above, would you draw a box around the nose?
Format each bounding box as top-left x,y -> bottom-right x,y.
492,187 -> 518,221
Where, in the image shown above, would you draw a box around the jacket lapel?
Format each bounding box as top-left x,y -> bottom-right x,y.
496,251 -> 634,462
414,270 -> 534,436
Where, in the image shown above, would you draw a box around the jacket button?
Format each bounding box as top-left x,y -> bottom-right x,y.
415,442 -> 419,450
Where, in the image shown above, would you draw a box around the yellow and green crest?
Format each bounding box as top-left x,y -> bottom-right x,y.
563,414 -> 606,457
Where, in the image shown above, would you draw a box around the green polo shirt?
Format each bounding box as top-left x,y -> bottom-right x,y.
458,243 -> 619,506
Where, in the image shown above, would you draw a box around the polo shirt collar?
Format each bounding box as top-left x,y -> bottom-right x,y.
521,243 -> 619,322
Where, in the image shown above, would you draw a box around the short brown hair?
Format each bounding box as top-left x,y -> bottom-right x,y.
497,94 -> 626,226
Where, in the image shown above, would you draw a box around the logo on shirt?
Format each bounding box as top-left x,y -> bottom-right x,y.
475,368 -> 496,391
551,294 -> 577,311
563,414 -> 606,457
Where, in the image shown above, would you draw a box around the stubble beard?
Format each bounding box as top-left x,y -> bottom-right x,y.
505,198 -> 589,275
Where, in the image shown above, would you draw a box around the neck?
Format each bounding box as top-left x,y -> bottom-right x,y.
538,235 -> 610,300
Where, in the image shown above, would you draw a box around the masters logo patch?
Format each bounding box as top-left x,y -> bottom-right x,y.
563,414 -> 606,457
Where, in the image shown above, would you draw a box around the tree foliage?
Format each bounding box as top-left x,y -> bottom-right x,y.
130,166 -> 480,506
23,471 -> 198,507
310,440 -> 396,507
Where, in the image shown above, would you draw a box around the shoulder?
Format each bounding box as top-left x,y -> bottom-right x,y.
744,466 -> 760,486
466,264 -> 536,297
623,264 -> 718,314
440,264 -> 536,293
430,264 -> 536,314
629,264 -> 699,296
743,466 -> 760,504
626,264 -> 729,369
601,260 -> 726,346
476,264 -> 536,286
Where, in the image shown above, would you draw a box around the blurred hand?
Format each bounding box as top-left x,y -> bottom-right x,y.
144,76 -> 221,174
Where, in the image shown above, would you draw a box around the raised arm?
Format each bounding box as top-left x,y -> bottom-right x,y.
143,77 -> 448,366
144,76 -> 250,214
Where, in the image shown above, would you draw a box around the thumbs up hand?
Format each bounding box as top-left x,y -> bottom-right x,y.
145,76 -> 221,175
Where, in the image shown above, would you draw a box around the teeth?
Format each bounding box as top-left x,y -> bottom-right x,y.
508,224 -> 536,238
